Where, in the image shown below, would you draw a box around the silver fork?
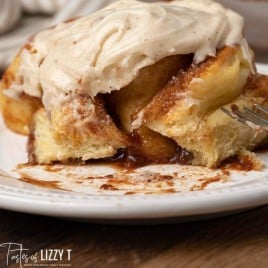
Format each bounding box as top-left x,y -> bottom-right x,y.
221,104 -> 268,132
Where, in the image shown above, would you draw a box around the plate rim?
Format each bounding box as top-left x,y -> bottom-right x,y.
0,174 -> 267,219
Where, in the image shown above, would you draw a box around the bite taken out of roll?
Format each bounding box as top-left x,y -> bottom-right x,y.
0,0 -> 267,168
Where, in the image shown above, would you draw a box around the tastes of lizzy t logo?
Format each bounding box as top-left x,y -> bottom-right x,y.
0,242 -> 72,267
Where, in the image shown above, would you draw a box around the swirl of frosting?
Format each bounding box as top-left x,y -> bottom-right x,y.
0,0 -> 22,35
6,0 -> 253,111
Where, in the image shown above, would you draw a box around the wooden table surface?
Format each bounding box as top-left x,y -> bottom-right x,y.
0,205 -> 267,268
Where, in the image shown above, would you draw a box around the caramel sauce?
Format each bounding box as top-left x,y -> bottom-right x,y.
230,103 -> 239,114
125,191 -> 136,195
89,129 -> 194,169
20,174 -> 62,190
191,176 -> 223,191
64,17 -> 81,24
220,155 -> 260,172
43,166 -> 65,172
229,157 -> 255,171
255,143 -> 268,154
27,131 -> 36,164
17,162 -> 228,193
99,184 -> 119,191
96,145 -> 194,169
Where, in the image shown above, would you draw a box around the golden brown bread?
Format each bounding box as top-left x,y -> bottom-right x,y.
104,54 -> 192,164
140,46 -> 250,123
106,54 -> 192,132
139,47 -> 267,167
0,52 -> 42,135
29,55 -> 191,164
29,96 -> 128,164
50,95 -> 127,148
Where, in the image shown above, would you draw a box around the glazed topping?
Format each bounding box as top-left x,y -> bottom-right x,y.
6,0 -> 253,111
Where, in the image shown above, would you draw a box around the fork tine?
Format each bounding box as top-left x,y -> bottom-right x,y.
243,107 -> 268,125
233,108 -> 260,126
255,104 -> 268,115
241,111 -> 268,129
221,106 -> 268,132
221,107 -> 248,125
221,107 -> 236,119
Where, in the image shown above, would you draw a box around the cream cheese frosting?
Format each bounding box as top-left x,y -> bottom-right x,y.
6,0 -> 254,111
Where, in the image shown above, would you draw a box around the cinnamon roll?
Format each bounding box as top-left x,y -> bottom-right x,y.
1,0 -> 267,167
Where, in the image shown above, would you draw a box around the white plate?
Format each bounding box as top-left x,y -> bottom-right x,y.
0,63 -> 267,223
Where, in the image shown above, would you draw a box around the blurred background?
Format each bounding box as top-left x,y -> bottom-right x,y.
0,0 -> 267,70
218,0 -> 268,62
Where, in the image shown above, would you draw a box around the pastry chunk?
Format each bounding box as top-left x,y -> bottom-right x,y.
105,54 -> 191,164
0,52 -> 42,135
28,96 -> 127,164
139,47 -> 267,167
1,1 -> 267,168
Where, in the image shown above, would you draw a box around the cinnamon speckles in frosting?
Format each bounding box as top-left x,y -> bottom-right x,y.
6,0 -> 253,111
